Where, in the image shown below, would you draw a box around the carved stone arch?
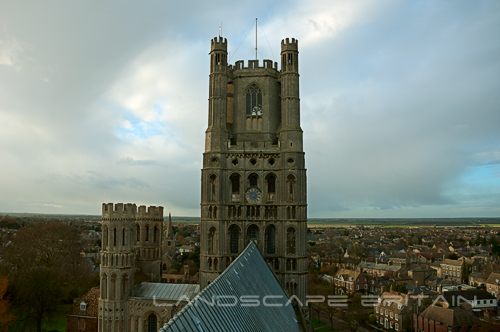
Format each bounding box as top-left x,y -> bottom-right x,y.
265,172 -> 277,200
247,173 -> 259,188
145,311 -> 159,332
209,173 -> 218,203
229,172 -> 241,195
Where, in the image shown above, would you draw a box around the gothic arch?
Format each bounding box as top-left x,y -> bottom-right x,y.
229,173 -> 241,195
265,225 -> 276,255
209,174 -> 217,202
247,173 -> 259,188
146,312 -> 158,332
246,224 -> 259,243
136,224 -> 140,242
245,83 -> 263,116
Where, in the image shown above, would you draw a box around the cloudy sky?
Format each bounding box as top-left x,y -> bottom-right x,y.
1,1 -> 499,218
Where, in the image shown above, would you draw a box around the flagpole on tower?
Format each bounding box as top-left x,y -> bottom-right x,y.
219,23 -> 222,37
255,18 -> 258,60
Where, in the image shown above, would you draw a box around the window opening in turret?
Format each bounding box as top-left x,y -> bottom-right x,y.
246,84 -> 262,115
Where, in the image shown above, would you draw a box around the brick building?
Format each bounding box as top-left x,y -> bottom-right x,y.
66,287 -> 99,332
414,306 -> 479,332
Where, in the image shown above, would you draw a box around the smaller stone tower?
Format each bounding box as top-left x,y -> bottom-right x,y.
134,205 -> 163,282
99,203 -> 136,332
163,213 -> 176,254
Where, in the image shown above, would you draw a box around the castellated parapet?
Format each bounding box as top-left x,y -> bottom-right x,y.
281,38 -> 298,51
232,59 -> 279,71
101,203 -> 163,220
211,36 -> 227,51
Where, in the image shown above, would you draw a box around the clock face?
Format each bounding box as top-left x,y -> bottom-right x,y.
246,188 -> 261,204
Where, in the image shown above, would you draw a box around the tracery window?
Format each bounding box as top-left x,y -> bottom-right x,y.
148,314 -> 157,332
248,225 -> 258,242
246,84 -> 262,115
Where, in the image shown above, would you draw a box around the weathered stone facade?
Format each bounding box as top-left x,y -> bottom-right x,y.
98,203 -> 177,332
200,36 -> 308,303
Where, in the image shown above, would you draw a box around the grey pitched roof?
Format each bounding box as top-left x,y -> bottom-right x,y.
442,290 -> 496,305
159,241 -> 300,332
131,283 -> 199,301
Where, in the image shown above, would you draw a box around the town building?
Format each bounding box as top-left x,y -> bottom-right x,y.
333,268 -> 376,294
375,290 -> 416,332
414,305 -> 479,332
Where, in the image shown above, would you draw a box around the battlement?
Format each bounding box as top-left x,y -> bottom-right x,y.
211,36 -> 227,51
102,203 -> 137,219
281,38 -> 298,52
102,203 -> 163,220
232,59 -> 279,71
137,205 -> 164,219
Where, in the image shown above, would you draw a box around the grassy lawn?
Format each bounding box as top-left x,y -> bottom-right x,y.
42,304 -> 71,332
311,316 -> 326,328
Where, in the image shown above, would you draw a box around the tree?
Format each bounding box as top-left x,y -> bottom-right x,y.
340,295 -> 368,332
0,275 -> 15,332
0,222 -> 90,332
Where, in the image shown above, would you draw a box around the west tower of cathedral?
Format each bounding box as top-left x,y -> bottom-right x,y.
200,37 -> 307,303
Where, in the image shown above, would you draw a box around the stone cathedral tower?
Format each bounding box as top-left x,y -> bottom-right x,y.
200,36 -> 307,303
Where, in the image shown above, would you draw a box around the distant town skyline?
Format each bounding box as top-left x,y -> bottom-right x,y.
0,1 -> 499,218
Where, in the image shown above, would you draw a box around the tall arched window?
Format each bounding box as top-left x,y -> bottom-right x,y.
267,174 -> 276,194
136,225 -> 140,242
231,174 -> 240,194
208,227 -> 216,254
229,225 -> 239,254
210,175 -> 217,202
113,228 -> 117,246
145,225 -> 149,242
122,228 -> 126,246
246,84 -> 262,115
249,174 -> 258,187
266,226 -> 276,254
247,225 -> 258,243
153,226 -> 158,243
287,227 -> 296,255
148,313 -> 158,332
162,263 -> 167,271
